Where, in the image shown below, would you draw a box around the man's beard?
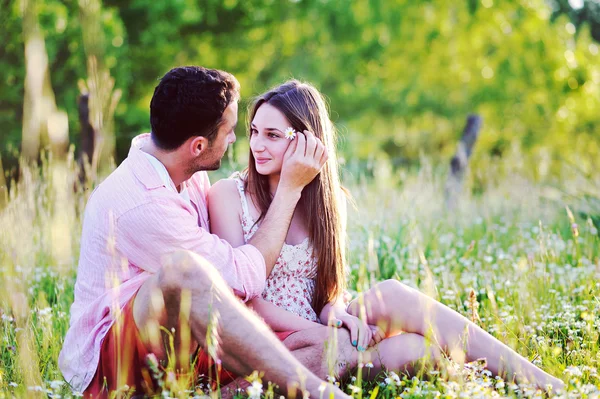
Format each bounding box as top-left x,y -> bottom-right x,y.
186,147 -> 223,174
201,158 -> 222,171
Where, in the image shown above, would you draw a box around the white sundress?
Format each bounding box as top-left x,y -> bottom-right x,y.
231,172 -> 320,323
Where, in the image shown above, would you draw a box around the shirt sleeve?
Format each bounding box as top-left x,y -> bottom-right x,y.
116,200 -> 266,302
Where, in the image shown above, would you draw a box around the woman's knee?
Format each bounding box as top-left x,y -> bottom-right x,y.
381,333 -> 442,372
375,280 -> 419,303
351,280 -> 419,317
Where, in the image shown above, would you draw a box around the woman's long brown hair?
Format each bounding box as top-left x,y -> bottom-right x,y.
245,80 -> 347,316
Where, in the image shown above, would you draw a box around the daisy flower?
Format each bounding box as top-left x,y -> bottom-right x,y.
284,127 -> 297,140
247,381 -> 263,399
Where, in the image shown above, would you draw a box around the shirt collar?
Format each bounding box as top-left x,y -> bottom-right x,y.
128,133 -> 168,190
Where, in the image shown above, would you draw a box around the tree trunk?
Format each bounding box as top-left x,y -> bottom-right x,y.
21,0 -> 69,162
445,114 -> 482,209
78,93 -> 96,183
0,156 -> 7,209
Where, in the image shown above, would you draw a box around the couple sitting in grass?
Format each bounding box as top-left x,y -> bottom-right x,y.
59,66 -> 564,398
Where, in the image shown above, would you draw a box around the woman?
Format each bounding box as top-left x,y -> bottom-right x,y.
207,80 -> 564,391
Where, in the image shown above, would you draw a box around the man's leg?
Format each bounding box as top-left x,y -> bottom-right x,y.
281,327 -> 358,379
219,326 -> 359,399
133,250 -> 351,398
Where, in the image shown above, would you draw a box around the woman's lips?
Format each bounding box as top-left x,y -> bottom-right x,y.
255,158 -> 270,165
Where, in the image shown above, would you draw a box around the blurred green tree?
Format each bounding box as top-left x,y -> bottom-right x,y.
1,0 -> 598,176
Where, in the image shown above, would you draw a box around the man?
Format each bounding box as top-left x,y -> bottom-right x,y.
59,66 -> 356,398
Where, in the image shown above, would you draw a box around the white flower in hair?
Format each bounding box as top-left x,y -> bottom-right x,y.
284,127 -> 297,140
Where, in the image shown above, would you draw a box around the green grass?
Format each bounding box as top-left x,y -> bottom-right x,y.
1,152 -> 599,398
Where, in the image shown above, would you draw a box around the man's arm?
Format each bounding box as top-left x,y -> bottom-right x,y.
117,201 -> 266,301
248,130 -> 328,275
247,188 -> 301,274
208,179 -> 323,332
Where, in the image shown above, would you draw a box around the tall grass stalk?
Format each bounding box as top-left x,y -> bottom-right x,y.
1,150 -> 599,398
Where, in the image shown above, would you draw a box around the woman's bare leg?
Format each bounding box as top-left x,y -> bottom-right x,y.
360,333 -> 442,378
347,280 -> 564,390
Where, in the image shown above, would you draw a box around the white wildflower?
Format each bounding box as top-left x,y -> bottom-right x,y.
564,365 -> 583,376
284,127 -> 297,140
1,314 -> 14,322
247,381 -> 263,399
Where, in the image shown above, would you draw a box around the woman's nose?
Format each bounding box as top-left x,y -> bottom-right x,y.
250,136 -> 265,151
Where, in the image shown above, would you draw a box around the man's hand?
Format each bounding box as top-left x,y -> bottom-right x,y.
279,130 -> 328,193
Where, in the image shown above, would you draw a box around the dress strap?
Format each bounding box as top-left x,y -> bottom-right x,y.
230,172 -> 256,239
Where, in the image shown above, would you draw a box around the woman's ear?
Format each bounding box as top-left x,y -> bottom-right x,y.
189,136 -> 209,157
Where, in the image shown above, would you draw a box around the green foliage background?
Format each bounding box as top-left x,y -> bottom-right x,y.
2,1 -> 600,396
1,0 -> 599,173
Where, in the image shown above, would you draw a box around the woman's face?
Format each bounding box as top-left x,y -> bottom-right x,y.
250,103 -> 293,176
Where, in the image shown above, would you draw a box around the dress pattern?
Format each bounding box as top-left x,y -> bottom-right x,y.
231,172 -> 319,323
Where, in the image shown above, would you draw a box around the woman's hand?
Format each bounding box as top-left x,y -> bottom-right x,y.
368,324 -> 385,347
334,312 -> 373,352
321,297 -> 384,350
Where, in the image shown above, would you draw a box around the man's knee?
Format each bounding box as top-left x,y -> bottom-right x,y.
328,328 -> 358,377
284,327 -> 332,377
286,327 -> 359,378
158,250 -> 214,296
285,326 -> 329,351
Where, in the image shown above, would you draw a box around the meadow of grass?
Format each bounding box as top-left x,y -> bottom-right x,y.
0,149 -> 599,398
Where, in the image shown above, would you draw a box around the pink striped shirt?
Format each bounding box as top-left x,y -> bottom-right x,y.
59,134 -> 266,392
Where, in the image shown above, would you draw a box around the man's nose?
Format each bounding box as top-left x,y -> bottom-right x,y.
229,131 -> 237,144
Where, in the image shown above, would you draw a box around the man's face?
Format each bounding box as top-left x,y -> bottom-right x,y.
192,101 -> 238,172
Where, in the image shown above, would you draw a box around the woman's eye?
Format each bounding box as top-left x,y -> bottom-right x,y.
250,129 -> 258,135
268,133 -> 280,138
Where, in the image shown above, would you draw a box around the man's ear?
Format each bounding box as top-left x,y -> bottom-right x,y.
189,136 -> 209,157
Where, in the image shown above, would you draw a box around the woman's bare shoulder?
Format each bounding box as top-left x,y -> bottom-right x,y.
207,178 -> 242,210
